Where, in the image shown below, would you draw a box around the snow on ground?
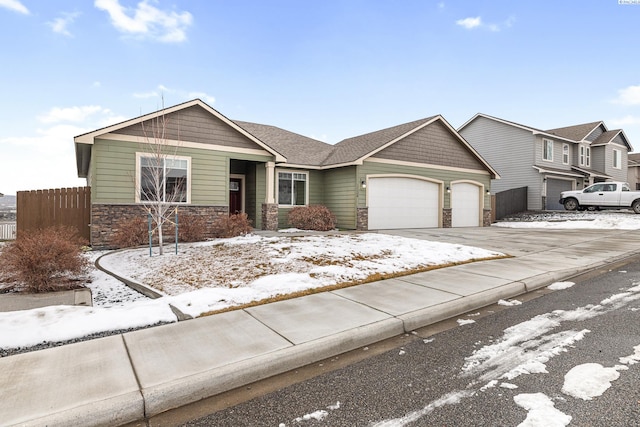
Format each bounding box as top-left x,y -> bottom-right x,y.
494,211 -> 640,230
0,233 -> 502,350
513,393 -> 572,427
547,282 -> 575,290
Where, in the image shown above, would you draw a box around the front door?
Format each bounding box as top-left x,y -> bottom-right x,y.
229,178 -> 243,214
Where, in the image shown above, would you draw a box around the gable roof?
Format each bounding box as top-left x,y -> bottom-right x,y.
460,113 -> 633,150
545,121 -> 604,141
75,99 -> 498,178
458,113 -> 576,143
74,99 -> 287,177
323,117 -> 437,166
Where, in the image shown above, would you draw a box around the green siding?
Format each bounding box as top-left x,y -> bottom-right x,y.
91,138 -> 272,206
322,166 -> 358,229
277,169 -> 326,228
358,161 -> 492,209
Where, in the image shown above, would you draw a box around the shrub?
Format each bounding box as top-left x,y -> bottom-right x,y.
0,226 -> 88,293
177,213 -> 208,242
112,216 -> 148,248
287,205 -> 337,231
211,213 -> 253,238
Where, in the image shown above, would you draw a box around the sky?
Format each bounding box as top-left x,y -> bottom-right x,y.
1,0 -> 640,195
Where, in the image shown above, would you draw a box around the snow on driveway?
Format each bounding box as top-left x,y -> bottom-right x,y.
0,233 -> 502,350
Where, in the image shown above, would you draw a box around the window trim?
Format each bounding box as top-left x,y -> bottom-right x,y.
135,152 -> 191,204
613,149 -> 622,169
276,169 -> 309,207
542,139 -> 553,162
585,146 -> 591,167
562,143 -> 569,165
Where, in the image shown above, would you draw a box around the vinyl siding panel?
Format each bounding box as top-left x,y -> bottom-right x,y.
459,117 -> 543,209
277,170 -> 325,228
600,144 -> 628,181
371,120 -> 486,171
91,138 -> 272,206
114,105 -> 262,150
323,166 -> 358,229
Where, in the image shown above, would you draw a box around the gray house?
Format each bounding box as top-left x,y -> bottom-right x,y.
75,99 -> 499,248
627,153 -> 640,190
458,113 -> 633,211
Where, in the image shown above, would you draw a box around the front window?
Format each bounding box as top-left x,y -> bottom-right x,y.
562,144 -> 569,165
586,146 -> 591,167
138,155 -> 189,203
278,171 -> 308,206
543,139 -> 553,161
613,149 -> 621,169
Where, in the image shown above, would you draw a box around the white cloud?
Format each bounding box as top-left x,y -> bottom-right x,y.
612,85 -> 640,105
456,15 -> 515,32
48,12 -> 81,37
0,0 -> 29,14
609,115 -> 640,126
437,2 -> 445,9
38,105 -> 109,124
94,0 -> 193,43
456,16 -> 482,29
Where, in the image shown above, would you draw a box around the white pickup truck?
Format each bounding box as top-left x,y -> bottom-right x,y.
559,182 -> 640,213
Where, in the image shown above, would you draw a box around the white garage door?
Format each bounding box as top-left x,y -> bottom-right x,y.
451,182 -> 480,227
368,177 -> 439,229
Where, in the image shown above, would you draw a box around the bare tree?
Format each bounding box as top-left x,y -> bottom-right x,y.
136,106 -> 186,255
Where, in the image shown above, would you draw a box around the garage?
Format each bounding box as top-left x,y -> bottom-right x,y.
451,182 -> 481,227
367,177 -> 440,229
546,178 -> 574,210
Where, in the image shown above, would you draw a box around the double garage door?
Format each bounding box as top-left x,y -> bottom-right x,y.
367,177 -> 481,229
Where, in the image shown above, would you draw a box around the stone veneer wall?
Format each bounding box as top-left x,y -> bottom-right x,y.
442,208 -> 452,228
483,209 -> 492,227
356,207 -> 368,231
91,204 -> 228,249
261,203 -> 279,231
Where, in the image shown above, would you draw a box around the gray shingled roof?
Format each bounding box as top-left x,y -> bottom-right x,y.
545,121 -> 603,141
322,117 -> 436,166
235,116 -> 438,167
233,120 -> 334,166
591,130 -> 621,145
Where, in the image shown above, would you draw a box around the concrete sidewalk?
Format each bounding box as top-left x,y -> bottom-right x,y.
2,227 -> 640,426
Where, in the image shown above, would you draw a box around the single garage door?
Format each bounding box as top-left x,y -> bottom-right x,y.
546,178 -> 573,210
451,182 -> 481,227
368,177 -> 439,229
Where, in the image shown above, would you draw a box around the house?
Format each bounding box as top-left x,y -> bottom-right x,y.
74,99 -> 499,248
627,153 -> 640,190
458,113 -> 633,211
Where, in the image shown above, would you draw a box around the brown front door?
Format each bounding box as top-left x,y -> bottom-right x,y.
229,178 -> 242,214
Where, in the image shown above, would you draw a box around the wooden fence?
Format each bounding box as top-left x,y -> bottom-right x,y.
17,187 -> 91,241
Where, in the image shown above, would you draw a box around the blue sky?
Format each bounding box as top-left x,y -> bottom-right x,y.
1,0 -> 639,195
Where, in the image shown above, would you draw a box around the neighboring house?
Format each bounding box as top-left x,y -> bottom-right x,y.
458,113 -> 633,211
74,99 -> 499,248
627,153 -> 640,190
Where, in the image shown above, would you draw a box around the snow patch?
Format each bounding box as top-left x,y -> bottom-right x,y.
561,363 -> 623,400
513,393 -> 572,427
547,282 -> 575,291
498,299 -> 522,306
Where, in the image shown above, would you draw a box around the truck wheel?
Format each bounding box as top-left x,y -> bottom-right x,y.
633,201 -> 640,214
564,198 -> 579,211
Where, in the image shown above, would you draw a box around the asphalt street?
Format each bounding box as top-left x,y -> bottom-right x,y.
181,255 -> 640,427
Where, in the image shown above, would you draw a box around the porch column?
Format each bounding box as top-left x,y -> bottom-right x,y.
265,162 -> 275,204
262,162 -> 278,230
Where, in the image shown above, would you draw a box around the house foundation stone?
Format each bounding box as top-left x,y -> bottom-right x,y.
356,207 -> 368,231
262,203 -> 279,231
90,204 -> 228,249
442,208 -> 452,228
483,209 -> 492,226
